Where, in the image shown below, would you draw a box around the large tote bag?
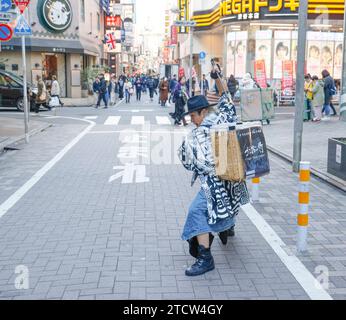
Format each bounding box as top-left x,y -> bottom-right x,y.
236,125 -> 270,179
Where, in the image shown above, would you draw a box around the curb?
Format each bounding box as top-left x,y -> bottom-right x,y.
0,122 -> 53,154
267,145 -> 346,193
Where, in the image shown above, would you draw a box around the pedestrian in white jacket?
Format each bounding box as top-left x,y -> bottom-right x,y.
50,75 -> 64,107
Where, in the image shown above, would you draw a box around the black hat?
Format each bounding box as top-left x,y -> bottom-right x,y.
183,95 -> 217,116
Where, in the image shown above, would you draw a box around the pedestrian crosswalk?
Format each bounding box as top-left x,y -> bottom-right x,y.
83,115 -> 192,126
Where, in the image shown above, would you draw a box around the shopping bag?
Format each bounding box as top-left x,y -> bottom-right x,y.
236,125 -> 270,179
49,96 -> 60,107
211,126 -> 245,182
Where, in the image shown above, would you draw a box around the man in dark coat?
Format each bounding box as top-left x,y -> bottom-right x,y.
96,74 -> 108,109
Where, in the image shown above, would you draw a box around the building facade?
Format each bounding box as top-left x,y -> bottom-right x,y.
0,0 -> 108,98
175,0 -> 345,88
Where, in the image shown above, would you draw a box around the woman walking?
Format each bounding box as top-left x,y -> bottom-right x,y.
35,75 -> 47,114
124,79 -> 133,104
50,75 -> 64,107
309,75 -> 325,122
227,75 -> 239,99
178,95 -> 249,276
159,77 -> 169,107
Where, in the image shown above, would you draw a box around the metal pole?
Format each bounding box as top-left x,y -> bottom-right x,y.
201,73 -> 204,95
340,0 -> 346,121
22,35 -> 29,144
188,0 -> 193,97
292,1 -> 308,173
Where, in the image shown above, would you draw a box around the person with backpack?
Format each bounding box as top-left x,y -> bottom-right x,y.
321,69 -> 336,119
169,75 -> 178,103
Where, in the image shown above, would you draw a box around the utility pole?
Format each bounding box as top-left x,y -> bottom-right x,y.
187,0 -> 193,97
340,0 -> 346,121
22,34 -> 29,144
292,1 -> 308,173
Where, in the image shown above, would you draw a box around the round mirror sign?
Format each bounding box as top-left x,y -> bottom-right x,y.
38,0 -> 73,32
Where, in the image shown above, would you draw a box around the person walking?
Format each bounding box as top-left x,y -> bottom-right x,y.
304,74 -> 313,121
50,75 -> 64,107
35,75 -> 47,114
147,76 -> 155,101
124,79 -> 133,104
200,74 -> 209,97
227,75 -> 239,99
96,74 -> 108,109
93,77 -> 100,106
309,75 -> 325,122
159,77 -> 169,107
169,75 -> 178,103
170,76 -> 189,126
135,77 -> 142,101
108,77 -> 117,106
178,95 -> 249,277
118,76 -> 125,100
321,69 -> 336,119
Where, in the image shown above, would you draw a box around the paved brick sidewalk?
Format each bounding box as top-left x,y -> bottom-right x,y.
0,117 -> 51,153
0,100 -> 342,300
263,117 -> 346,190
252,155 -> 346,300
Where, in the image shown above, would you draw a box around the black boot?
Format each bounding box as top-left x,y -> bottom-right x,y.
185,245 -> 215,277
188,233 -> 214,258
219,226 -> 235,245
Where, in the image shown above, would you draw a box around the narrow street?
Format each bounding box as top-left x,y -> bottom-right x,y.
0,96 -> 345,300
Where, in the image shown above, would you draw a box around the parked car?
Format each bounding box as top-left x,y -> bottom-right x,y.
0,70 -> 37,112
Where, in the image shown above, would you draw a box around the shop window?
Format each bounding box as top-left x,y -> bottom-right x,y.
0,64 -> 5,70
12,64 -> 18,71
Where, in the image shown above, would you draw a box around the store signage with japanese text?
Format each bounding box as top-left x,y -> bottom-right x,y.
170,25 -> 177,45
282,60 -> 294,92
254,60 -> 267,89
193,0 -> 344,28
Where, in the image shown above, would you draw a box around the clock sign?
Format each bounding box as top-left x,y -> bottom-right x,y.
38,0 -> 72,32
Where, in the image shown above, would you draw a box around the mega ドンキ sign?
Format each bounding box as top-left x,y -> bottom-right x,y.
37,0 -> 72,33
192,0 -> 345,28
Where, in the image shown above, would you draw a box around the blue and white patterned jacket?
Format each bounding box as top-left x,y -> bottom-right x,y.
178,95 -> 249,225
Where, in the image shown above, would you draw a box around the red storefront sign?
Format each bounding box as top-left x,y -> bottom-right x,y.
178,67 -> 185,78
254,60 -> 267,89
14,0 -> 30,14
105,15 -> 122,29
282,60 -> 294,92
170,26 -> 177,45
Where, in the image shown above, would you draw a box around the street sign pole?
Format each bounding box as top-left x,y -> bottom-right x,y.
340,0 -> 346,122
292,1 -> 308,173
22,34 -> 29,143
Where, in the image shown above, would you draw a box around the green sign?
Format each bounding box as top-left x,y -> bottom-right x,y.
37,0 -> 72,33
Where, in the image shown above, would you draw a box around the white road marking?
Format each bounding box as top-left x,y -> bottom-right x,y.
156,116 -> 171,125
118,109 -> 154,113
88,130 -> 189,135
131,116 -> 145,125
0,118 -> 96,220
104,116 -> 121,126
84,116 -> 98,120
241,203 -> 333,300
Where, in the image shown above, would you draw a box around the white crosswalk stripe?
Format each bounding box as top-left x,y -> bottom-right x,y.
84,116 -> 98,120
104,116 -> 121,125
155,116 -> 171,125
131,116 -> 145,125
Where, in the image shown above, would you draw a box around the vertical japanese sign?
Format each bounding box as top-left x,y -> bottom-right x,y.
282,60 -> 294,92
170,25 -> 177,45
254,60 -> 267,89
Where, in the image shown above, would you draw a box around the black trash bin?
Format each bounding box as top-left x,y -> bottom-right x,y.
328,138 -> 346,180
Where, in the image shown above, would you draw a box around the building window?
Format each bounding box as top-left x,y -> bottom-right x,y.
12,64 -> 18,71
97,13 -> 100,31
81,0 -> 85,22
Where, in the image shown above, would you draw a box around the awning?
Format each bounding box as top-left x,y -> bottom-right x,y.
2,37 -> 100,56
